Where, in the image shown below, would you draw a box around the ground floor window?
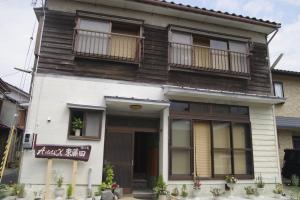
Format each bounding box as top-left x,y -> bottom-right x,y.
68,108 -> 103,140
169,101 -> 254,180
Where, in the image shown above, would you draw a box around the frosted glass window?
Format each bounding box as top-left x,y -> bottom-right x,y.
229,41 -> 248,73
172,120 -> 191,147
274,82 -> 284,98
214,151 -> 231,175
211,40 -> 229,70
172,150 -> 191,174
170,31 -> 192,65
76,19 -> 111,55
85,111 -> 102,137
213,122 -> 231,148
232,123 -> 250,149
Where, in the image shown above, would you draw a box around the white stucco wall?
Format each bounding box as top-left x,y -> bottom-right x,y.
20,74 -> 281,198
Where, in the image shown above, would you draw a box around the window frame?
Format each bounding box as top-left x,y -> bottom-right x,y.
68,108 -> 103,141
273,81 -> 284,98
293,136 -> 300,149
169,101 -> 254,180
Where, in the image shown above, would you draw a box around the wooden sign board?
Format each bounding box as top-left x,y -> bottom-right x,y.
35,145 -> 91,161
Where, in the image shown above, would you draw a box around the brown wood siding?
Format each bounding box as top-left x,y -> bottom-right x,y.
37,10 -> 271,96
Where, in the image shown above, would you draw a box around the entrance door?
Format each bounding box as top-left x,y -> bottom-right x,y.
104,132 -> 134,194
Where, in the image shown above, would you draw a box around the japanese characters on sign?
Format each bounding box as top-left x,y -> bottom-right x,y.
35,145 -> 91,161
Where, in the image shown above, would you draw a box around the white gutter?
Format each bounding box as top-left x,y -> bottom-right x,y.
163,85 -> 286,105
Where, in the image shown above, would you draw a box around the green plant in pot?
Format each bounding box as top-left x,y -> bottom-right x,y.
180,184 -> 188,200
255,174 -> 265,195
244,186 -> 257,199
291,174 -> 300,187
273,183 -> 283,199
33,190 -> 43,200
210,188 -> 225,200
72,117 -> 83,136
66,184 -> 73,200
94,185 -> 102,200
54,176 -> 65,198
12,183 -> 26,200
171,187 -> 179,199
153,175 -> 169,200
0,184 -> 11,199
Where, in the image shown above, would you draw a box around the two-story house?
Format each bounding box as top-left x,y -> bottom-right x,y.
0,79 -> 29,183
20,0 -> 285,198
272,69 -> 300,178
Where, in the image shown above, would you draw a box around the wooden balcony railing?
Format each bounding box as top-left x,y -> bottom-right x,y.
169,42 -> 250,76
73,29 -> 143,64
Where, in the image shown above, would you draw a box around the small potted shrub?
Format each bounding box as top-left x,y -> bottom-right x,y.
72,117 -> 83,136
66,184 -> 74,200
210,188 -> 224,200
273,183 -> 283,199
0,184 -> 11,199
224,175 -> 237,196
54,176 -> 64,198
171,187 -> 179,200
180,184 -> 188,200
86,188 -> 93,200
33,190 -> 43,200
192,176 -> 201,197
12,184 -> 26,200
291,174 -> 300,187
256,174 -> 265,195
244,186 -> 257,199
94,186 -> 102,200
153,175 -> 168,200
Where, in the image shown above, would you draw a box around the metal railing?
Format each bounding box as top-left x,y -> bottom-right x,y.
169,42 -> 250,75
73,29 -> 143,63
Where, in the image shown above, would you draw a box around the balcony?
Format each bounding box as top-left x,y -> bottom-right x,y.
73,29 -> 143,64
168,42 -> 251,78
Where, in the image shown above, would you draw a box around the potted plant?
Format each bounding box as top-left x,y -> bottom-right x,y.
12,184 -> 26,200
33,190 -> 43,200
224,175 -> 237,196
255,174 -> 265,195
210,188 -> 224,200
273,183 -> 283,199
0,184 -> 11,199
66,184 -> 74,200
192,176 -> 201,197
171,187 -> 179,200
94,186 -> 102,200
180,184 -> 188,200
244,186 -> 257,199
72,117 -> 83,136
291,174 -> 300,187
86,188 -> 93,200
54,176 -> 64,198
153,175 -> 168,200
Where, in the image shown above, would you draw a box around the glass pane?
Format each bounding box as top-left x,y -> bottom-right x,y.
194,121 -> 212,177
230,106 -> 249,115
172,150 -> 191,175
212,104 -> 230,114
84,111 -> 102,137
274,83 -> 284,98
190,103 -> 209,113
229,41 -> 248,73
172,120 -> 191,147
171,32 -> 192,65
214,151 -> 231,175
232,123 -> 251,149
234,150 -> 252,175
170,102 -> 189,112
213,122 -> 230,148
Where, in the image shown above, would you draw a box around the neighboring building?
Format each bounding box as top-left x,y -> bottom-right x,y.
0,79 -> 29,183
272,69 -> 300,169
20,0 -> 284,198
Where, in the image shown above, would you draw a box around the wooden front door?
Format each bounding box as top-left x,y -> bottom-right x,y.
104,132 -> 134,194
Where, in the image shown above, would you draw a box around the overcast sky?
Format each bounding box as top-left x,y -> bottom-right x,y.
0,0 -> 299,92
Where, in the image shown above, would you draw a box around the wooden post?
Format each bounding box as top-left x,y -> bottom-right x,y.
71,161 -> 78,197
45,159 -> 53,200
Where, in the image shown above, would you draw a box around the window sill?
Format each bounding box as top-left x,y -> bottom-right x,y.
68,135 -> 100,141
169,175 -> 254,181
169,65 -> 251,80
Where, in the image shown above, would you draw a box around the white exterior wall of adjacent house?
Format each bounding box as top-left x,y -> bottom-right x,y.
20,74 -> 281,198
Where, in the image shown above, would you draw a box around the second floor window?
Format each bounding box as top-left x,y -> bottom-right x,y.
169,31 -> 250,75
273,81 -> 284,98
74,18 -> 142,63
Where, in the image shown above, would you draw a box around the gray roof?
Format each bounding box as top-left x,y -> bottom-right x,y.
272,69 -> 300,76
276,116 -> 300,129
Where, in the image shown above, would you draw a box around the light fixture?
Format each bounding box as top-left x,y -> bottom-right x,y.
129,104 -> 142,110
